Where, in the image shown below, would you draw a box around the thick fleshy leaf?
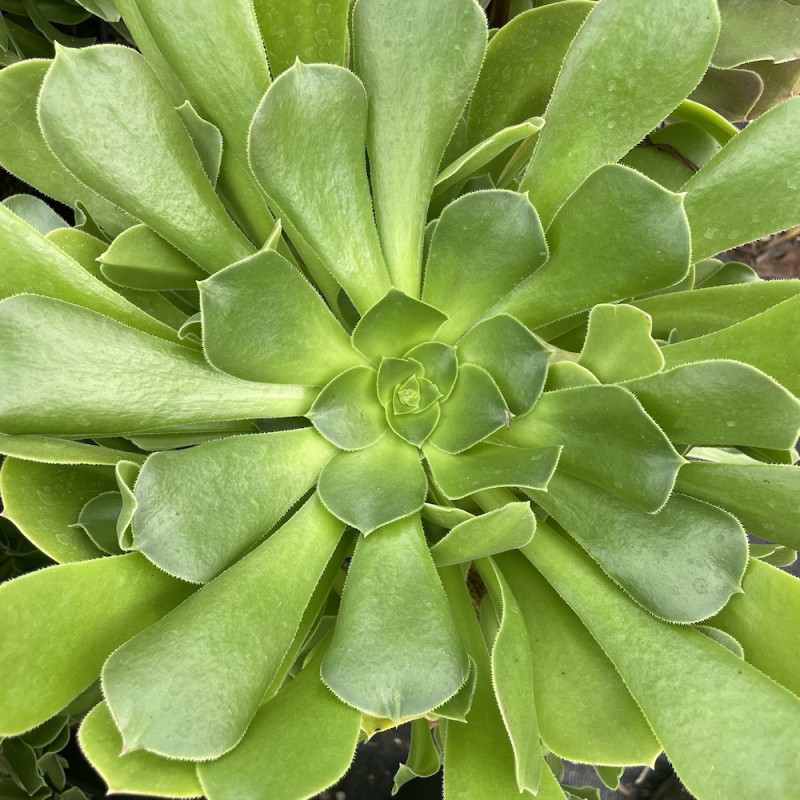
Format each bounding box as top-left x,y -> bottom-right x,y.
385,402 -> 441,448
0,295 -> 315,436
200,249 -> 360,386
99,225 -> 207,291
0,59 -> 132,235
3,193 -> 67,234
466,2 -> 594,146
519,0 -> 719,225
317,434 -> 426,534
676,461 -> 800,549
421,503 -> 474,530
322,516 -> 468,721
624,360 -> 800,449
352,290 -> 447,363
458,315 -> 551,415
404,342 -> 458,399
198,636 -> 360,800
425,442 -> 561,500
578,304 -> 664,382
133,430 -> 335,582
501,166 -> 691,329
79,703 -> 203,798
309,366 -> 387,450
0,435 -> 144,466
430,503 -> 536,567
530,472 -> 747,623
1,459 -> 113,562
104,495 -> 343,759
393,717 -> 441,794
684,97 -> 800,260
39,45 -> 254,271
176,101 -> 223,186
498,384 -> 683,511
711,559 -> 800,697
498,549 -> 660,765
429,365 -> 508,454
353,0 -> 487,295
423,191 -> 546,343
249,62 -> 390,312
662,294 -> 800,396
0,554 -> 192,735
690,67 -> 762,122
75,492 -> 124,555
524,524 -> 800,800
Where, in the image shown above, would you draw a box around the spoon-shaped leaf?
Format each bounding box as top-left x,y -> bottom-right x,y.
322,516 -> 468,721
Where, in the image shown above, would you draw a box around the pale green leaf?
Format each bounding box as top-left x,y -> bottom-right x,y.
75,492 -> 124,555
421,503 -> 474,530
404,342 -> 459,399
2,193 -> 67,234
0,435 -> 144,466
543,361 -> 600,391
393,717 -> 441,794
689,67 -> 763,123
0,554 -> 192,736
385,402 -> 441,447
695,625 -> 744,658
175,101 -> 222,186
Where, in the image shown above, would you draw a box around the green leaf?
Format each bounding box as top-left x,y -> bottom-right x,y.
309,366 -> 387,450
249,61 -> 390,312
404,342 -> 459,399
684,97 -> 800,260
0,295 -> 315,436
3,193 -> 66,234
690,67 -> 763,122
519,0 -> 720,225
352,290 -> 447,363
1,738 -> 46,795
695,625 -> 744,658
543,361 -> 600,391
499,385 -> 683,512
75,492 -> 124,555
530,472 -> 747,623
477,557 -> 541,793
676,460 -> 800,550
430,503 -> 536,567
498,548 -> 660,766
99,224 -> 207,291
104,494 -> 344,759
353,0 -> 487,295
421,503 -> 474,530
578,304 -> 664,382
423,191 -> 546,343
502,166 -> 691,329
385,402 -> 441,448
0,434 -> 144,466
39,45 -> 254,271
317,434 -> 426,534
524,524 -> 800,800
79,702 -> 202,798
0,553 -> 192,735
198,635 -> 360,800
429,365 -> 508,454
200,249 -> 361,386
175,101 -> 223,186
425,442 -> 561,500
322,516 -> 468,721
133,429 -> 335,582
711,558 -> 800,697
393,717 -> 441,794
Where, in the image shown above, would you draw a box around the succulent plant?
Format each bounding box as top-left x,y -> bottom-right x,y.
1,1 -> 800,799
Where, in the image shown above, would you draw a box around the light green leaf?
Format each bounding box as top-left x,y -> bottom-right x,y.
309,366 -> 387,450
711,558 -> 800,697
39,45 -> 254,271
74,0 -> 119,21
2,193 -> 67,234
430,503 -> 536,566
676,460 -> 800,549
423,191 -> 546,343
353,0 -> 487,295
530,472 -> 747,623
0,435 -> 144,466
200,249 -> 361,386
322,516 -> 468,721
624,360 -> 800,449
477,557 -> 541,793
695,625 -> 744,658
690,67 -> 763,122
0,295 -> 315,436
75,492 -> 124,555
747,57 -> 800,117
0,553 -> 192,736
133,430 -> 335,583
498,548 -> 660,766
249,62 -> 390,312
524,524 -> 800,800
425,442 -> 561,500
498,384 -> 683,512
99,224 -> 207,291
543,360 -> 600,391
104,494 -> 344,759
317,434 -> 426,534
393,717 -> 441,795
696,260 -> 758,288
404,342 -> 458,399
385,402 -> 441,448
684,97 -> 800,260
579,304 -> 664,382
502,166 -> 691,329
198,635 -> 360,800
79,702 -> 203,798
421,503 -> 474,530
662,294 -> 800,396
429,365 -> 508,454
520,0 -> 719,225
175,101 -> 222,186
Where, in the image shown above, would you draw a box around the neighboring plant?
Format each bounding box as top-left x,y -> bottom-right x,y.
0,1 -> 799,799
